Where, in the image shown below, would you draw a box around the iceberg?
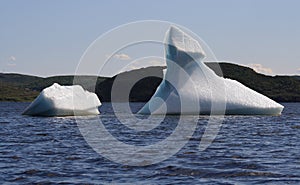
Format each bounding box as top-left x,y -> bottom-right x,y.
22,83 -> 101,116
139,26 -> 284,115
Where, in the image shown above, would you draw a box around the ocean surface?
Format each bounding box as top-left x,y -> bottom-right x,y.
1,102 -> 300,184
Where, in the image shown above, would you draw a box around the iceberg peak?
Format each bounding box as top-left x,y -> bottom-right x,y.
166,26 -> 206,60
139,26 -> 284,115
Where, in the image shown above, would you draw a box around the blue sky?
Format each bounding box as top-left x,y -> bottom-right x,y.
0,0 -> 299,76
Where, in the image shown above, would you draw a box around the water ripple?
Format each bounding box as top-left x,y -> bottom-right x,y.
0,102 -> 299,184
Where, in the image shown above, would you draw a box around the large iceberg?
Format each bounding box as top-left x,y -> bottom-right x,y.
139,26 -> 284,115
23,83 -> 101,116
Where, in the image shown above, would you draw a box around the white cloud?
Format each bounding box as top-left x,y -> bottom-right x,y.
119,57 -> 166,73
123,60 -> 165,71
113,53 -> 131,60
297,68 -> 300,73
247,63 -> 273,75
9,56 -> 16,61
6,55 -> 17,67
7,63 -> 16,66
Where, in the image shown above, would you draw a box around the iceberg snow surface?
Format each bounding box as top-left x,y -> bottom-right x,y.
139,26 -> 284,115
23,83 -> 101,116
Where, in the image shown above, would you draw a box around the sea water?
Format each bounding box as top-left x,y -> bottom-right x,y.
0,102 -> 299,184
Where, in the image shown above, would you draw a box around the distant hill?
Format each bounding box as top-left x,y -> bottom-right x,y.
293,76 -> 300,81
0,63 -> 299,102
206,63 -> 300,102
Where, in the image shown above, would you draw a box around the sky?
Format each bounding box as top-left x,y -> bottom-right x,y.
0,0 -> 299,77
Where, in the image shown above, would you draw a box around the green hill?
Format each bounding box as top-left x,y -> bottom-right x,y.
206,63 -> 300,102
0,63 -> 299,102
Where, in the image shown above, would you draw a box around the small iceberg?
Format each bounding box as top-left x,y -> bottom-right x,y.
139,26 -> 284,115
22,83 -> 101,116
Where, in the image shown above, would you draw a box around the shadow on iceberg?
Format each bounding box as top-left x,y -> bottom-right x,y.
22,83 -> 101,117
138,26 -> 284,115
